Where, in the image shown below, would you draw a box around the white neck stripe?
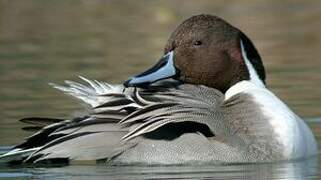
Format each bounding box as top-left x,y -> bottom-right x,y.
240,40 -> 265,88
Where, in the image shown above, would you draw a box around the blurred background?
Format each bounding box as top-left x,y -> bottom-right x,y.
0,0 -> 321,145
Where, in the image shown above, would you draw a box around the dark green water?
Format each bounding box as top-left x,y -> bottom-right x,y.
1,0 -> 321,179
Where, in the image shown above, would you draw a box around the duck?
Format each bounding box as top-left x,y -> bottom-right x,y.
0,14 -> 317,165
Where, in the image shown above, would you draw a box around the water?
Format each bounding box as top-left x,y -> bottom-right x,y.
0,0 -> 321,179
0,159 -> 320,179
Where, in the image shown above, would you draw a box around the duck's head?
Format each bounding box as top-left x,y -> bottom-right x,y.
124,14 -> 266,93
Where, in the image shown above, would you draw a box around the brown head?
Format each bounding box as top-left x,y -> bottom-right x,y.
124,14 -> 266,93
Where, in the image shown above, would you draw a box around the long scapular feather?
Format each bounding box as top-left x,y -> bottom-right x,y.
0,147 -> 41,163
49,76 -> 127,108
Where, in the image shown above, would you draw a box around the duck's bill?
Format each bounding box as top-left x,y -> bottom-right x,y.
123,51 -> 177,87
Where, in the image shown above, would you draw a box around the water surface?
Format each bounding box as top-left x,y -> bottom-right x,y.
0,157 -> 320,179
1,0 -> 321,179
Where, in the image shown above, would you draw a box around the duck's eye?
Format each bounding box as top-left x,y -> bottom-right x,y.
193,40 -> 202,46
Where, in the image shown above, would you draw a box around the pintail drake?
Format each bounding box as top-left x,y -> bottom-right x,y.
0,14 -> 317,165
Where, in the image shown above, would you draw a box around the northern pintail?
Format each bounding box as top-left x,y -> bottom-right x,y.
0,14 -> 317,165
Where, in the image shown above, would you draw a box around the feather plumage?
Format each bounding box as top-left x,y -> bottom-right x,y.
0,77 -> 284,164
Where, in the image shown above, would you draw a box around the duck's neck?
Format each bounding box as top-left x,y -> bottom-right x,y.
223,40 -> 267,99
224,40 -> 267,98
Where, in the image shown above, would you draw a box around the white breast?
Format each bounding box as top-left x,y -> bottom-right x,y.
226,81 -> 317,159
